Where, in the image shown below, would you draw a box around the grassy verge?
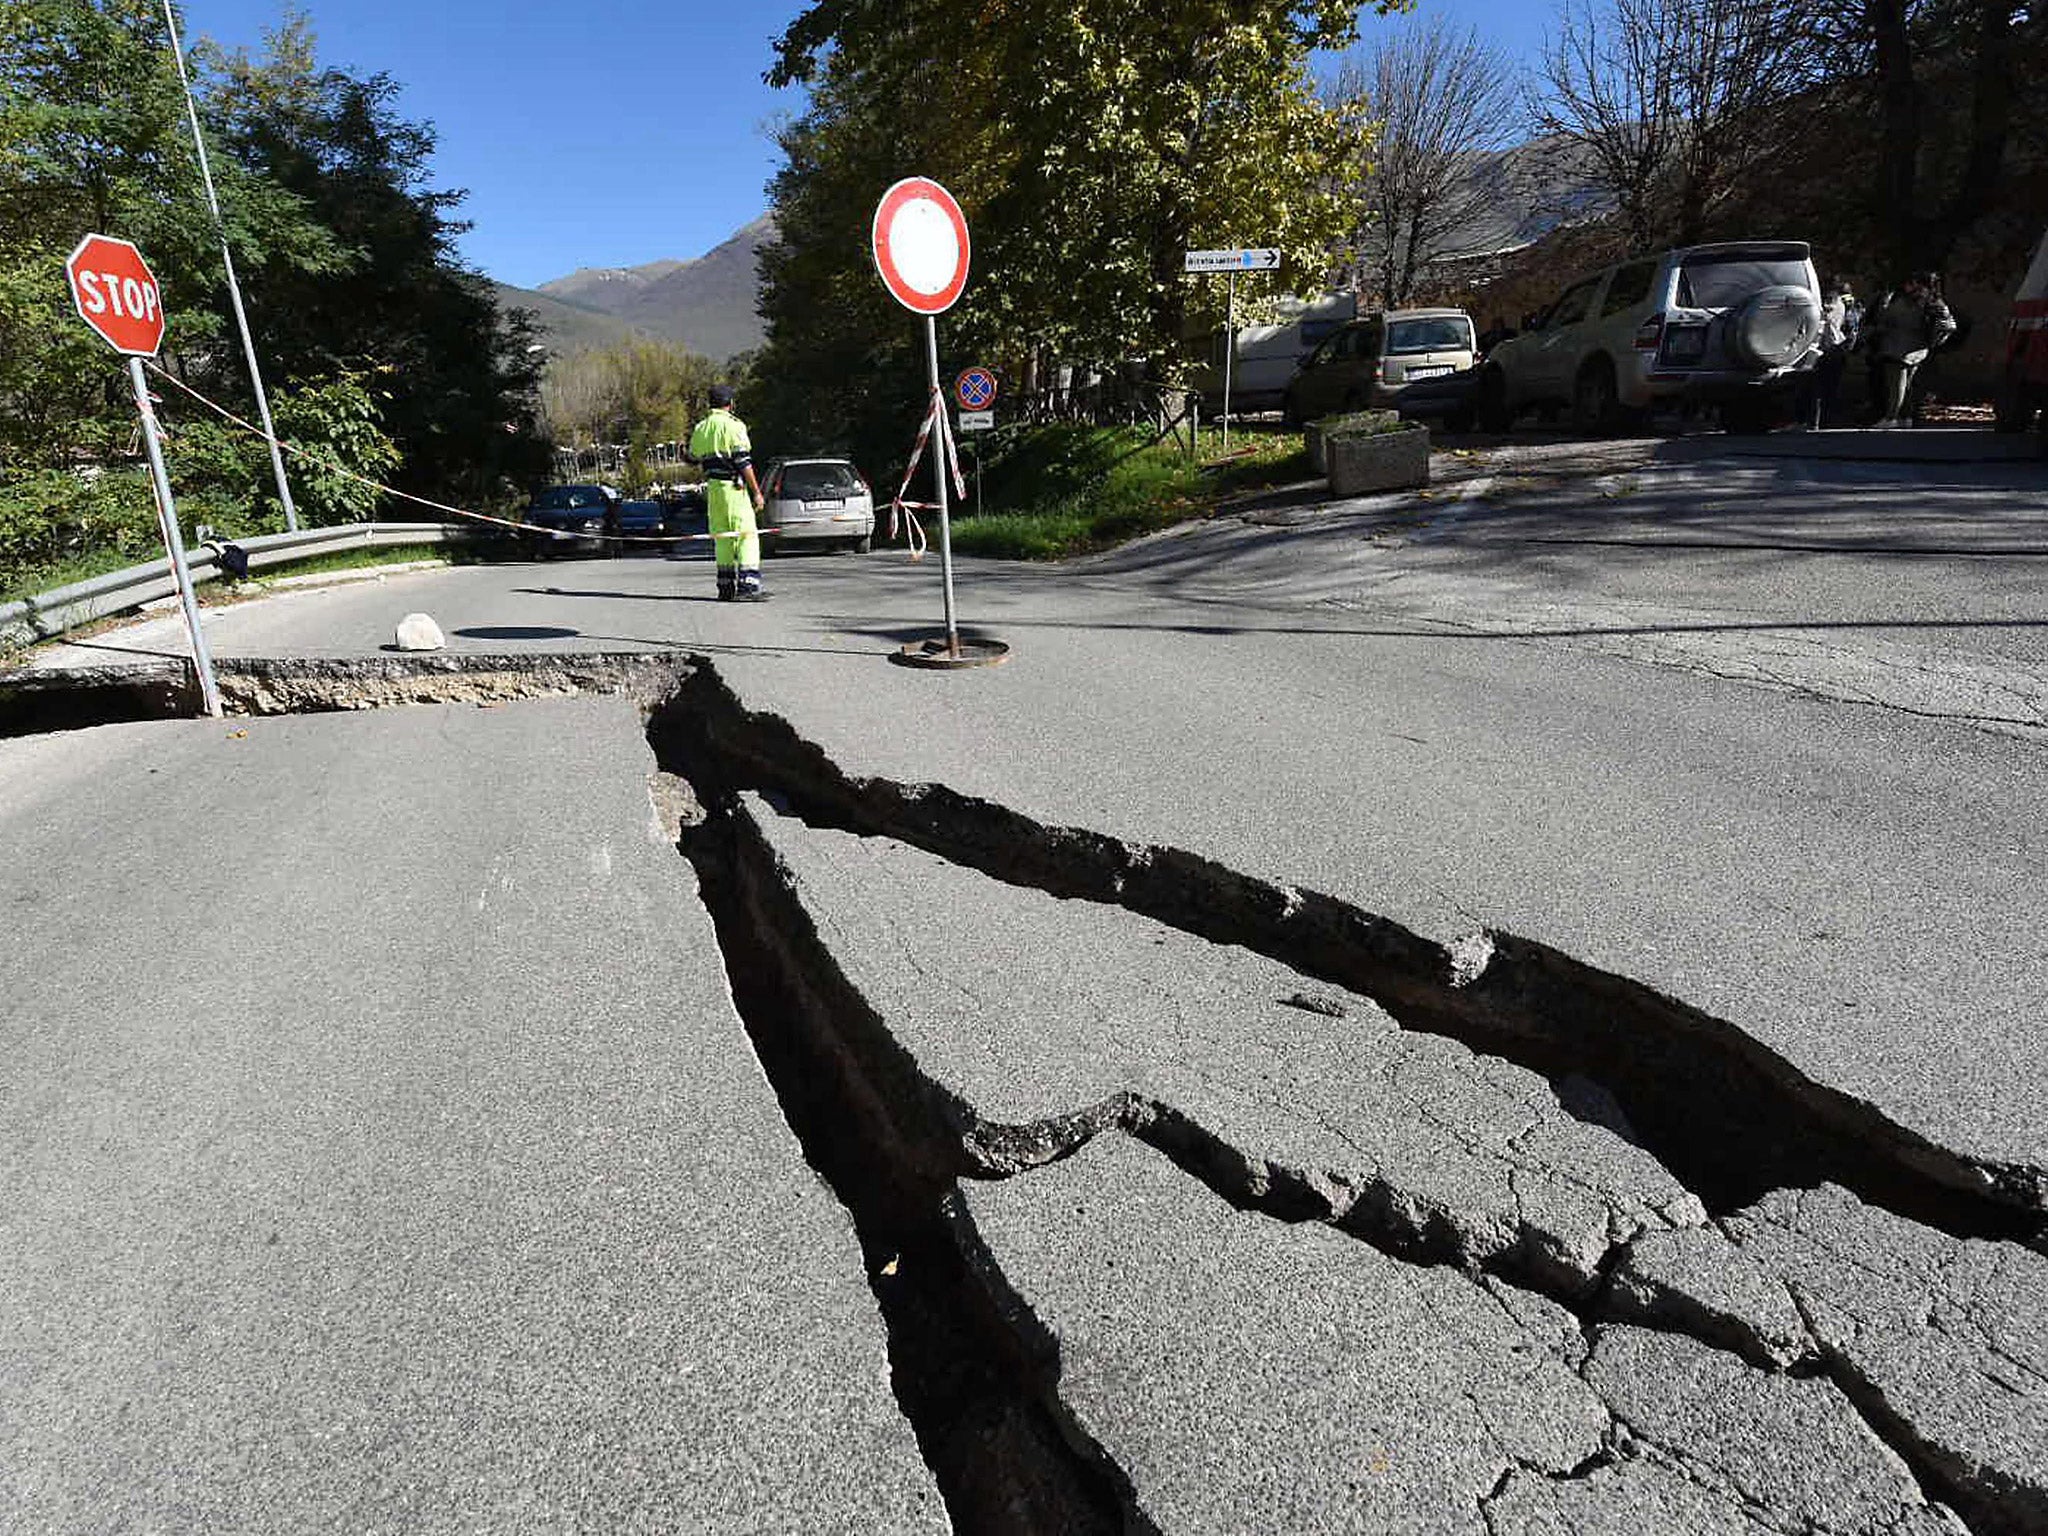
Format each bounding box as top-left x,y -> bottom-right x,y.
0,547 -> 147,607
948,426 -> 1310,560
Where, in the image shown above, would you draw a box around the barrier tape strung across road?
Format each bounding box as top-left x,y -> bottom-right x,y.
885,386 -> 969,561
145,364 -> 780,546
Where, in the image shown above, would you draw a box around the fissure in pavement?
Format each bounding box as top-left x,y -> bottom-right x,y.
664,768 -> 1154,1536
643,662 -> 2045,1244
13,652 -> 2038,1533
671,786 -> 2002,1536
639,669 -> 2037,1536
17,650 -> 2039,1240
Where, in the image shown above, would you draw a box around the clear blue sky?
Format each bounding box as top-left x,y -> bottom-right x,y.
180,0 -> 813,289
179,1 -> 1554,292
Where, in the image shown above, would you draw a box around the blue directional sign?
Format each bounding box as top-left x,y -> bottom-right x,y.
955,366 -> 998,411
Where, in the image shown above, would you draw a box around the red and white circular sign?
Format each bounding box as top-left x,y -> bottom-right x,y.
872,178 -> 970,316
65,234 -> 166,357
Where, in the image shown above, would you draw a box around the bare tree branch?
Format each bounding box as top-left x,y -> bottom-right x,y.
1328,19 -> 1527,307
1533,0 -> 1815,249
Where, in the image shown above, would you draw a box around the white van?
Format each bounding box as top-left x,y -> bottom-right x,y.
1193,292 -> 1357,414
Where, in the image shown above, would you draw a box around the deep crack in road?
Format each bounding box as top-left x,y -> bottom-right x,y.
5,649 -> 2042,1534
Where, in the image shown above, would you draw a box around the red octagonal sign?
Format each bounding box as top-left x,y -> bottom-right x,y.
66,234 -> 166,357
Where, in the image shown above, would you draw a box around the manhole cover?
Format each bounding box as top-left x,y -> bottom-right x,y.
890,635 -> 1011,670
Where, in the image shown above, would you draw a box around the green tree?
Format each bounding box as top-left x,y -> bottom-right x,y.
203,16 -> 547,509
0,0 -> 331,467
751,0 -> 1396,468
168,367 -> 401,526
541,339 -> 721,491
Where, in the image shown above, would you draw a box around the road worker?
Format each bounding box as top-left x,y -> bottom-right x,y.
688,383 -> 766,600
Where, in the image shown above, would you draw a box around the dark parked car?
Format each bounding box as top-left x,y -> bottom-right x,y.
1393,367 -> 1481,434
653,487 -> 712,559
524,484 -> 619,559
612,495 -> 709,556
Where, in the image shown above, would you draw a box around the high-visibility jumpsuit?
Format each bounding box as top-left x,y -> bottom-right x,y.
689,407 -> 760,598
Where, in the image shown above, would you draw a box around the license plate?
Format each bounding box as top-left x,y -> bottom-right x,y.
806,499 -> 844,511
1407,365 -> 1452,380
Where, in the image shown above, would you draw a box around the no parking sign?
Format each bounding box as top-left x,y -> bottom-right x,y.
955,367 -> 997,411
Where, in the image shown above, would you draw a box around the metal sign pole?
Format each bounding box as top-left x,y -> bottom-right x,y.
1224,270 -> 1237,453
925,315 -> 960,658
161,0 -> 300,534
128,356 -> 222,718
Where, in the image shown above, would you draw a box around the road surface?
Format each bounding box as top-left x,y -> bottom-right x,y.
3,433 -> 2043,1532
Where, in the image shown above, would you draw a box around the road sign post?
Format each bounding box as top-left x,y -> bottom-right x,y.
873,177 -> 982,664
66,234 -> 222,718
1225,270 -> 1236,451
1186,249 -> 1282,452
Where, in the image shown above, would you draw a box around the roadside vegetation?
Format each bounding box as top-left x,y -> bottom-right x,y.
948,427 -> 1309,561
539,339 -> 724,494
755,0 -> 2043,487
750,2 -> 1393,474
0,2 -> 546,602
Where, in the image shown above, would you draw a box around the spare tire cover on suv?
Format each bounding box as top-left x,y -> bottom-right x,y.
1728,285 -> 1821,369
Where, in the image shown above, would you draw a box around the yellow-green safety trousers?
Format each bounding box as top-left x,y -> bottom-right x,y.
689,407 -> 760,592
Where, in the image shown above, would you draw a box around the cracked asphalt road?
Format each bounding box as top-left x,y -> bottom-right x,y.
3,434 -> 2044,1531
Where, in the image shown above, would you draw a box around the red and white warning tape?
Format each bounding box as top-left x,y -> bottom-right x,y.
143,362 -> 778,545
886,385 -> 969,561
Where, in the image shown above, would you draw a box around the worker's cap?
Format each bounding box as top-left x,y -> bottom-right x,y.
708,383 -> 736,408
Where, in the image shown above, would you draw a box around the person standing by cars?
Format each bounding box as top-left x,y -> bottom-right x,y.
688,383 -> 767,600
1867,273 -> 1957,428
1801,278 -> 1857,429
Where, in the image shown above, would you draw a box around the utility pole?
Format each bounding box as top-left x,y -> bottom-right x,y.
161,0 -> 301,532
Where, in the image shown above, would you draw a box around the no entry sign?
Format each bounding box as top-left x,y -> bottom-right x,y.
66,234 -> 166,357
872,178 -> 970,315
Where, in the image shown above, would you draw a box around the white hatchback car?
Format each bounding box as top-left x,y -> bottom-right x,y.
763,459 -> 875,553
1479,241 -> 1823,433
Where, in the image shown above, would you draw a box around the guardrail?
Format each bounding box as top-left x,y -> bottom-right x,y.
1,523 -> 474,653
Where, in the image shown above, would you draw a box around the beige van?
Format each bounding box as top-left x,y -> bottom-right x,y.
1282,308 -> 1476,422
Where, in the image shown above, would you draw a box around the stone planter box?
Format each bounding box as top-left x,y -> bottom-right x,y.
1305,419 -> 1328,476
1325,422 -> 1430,495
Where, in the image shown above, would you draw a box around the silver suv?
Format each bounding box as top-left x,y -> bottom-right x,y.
1478,241 -> 1823,433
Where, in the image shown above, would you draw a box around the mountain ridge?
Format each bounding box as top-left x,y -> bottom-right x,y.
519,215 -> 776,362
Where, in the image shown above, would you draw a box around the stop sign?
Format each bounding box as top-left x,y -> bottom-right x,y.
66,234 -> 166,357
